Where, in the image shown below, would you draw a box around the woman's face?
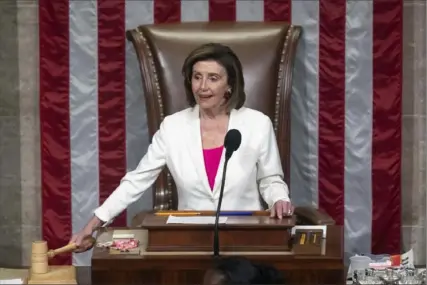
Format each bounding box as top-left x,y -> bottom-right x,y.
191,60 -> 230,112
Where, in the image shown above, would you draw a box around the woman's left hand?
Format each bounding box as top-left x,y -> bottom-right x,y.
270,200 -> 294,219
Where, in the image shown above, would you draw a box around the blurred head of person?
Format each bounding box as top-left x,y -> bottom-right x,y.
203,256 -> 285,285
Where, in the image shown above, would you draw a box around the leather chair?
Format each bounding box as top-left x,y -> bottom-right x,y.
126,22 -> 335,226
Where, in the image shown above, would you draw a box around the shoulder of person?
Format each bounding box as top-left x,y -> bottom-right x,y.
236,107 -> 272,129
159,107 -> 193,130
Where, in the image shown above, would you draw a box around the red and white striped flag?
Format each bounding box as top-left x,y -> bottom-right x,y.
39,0 -> 402,266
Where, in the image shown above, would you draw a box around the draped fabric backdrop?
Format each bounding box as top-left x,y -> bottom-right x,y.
39,0 -> 403,266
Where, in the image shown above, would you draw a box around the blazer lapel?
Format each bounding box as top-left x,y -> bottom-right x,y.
185,105 -> 212,194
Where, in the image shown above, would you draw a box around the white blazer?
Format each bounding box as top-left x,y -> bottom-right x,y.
94,105 -> 290,223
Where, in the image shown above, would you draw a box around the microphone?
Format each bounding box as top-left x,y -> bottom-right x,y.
213,129 -> 242,257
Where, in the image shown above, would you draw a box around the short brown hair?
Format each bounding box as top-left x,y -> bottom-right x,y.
181,43 -> 246,111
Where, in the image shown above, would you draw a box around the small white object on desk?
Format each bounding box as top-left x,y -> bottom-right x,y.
0,279 -> 23,284
167,215 -> 227,224
112,233 -> 135,239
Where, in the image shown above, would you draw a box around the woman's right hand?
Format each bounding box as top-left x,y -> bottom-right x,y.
69,227 -> 94,253
69,216 -> 102,253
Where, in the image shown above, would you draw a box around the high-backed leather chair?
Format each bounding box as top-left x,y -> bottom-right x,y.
126,22 -> 335,226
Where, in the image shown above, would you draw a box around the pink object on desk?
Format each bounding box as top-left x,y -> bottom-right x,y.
203,146 -> 224,190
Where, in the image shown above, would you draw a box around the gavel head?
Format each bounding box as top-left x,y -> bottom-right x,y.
31,241 -> 49,274
32,241 -> 48,255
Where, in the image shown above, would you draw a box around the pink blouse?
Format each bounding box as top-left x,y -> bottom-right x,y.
202,146 -> 223,190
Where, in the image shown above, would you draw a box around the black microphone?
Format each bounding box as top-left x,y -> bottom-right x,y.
213,129 -> 242,257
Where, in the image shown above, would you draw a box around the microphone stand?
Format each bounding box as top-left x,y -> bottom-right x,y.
213,151 -> 232,258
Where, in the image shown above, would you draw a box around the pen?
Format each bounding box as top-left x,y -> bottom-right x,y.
155,212 -> 201,216
218,211 -> 254,216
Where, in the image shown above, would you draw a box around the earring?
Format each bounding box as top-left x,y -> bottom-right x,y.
224,88 -> 232,99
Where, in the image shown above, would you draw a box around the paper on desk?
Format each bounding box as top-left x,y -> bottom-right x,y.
0,279 -> 23,284
167,215 -> 227,224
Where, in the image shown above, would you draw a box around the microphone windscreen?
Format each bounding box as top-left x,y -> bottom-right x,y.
224,129 -> 242,152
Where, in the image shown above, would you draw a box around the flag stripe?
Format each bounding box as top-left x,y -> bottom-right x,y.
318,0 -> 346,226
126,0 -> 154,27
209,0 -> 236,21
182,0 -> 209,22
70,0 -> 99,266
155,0 -> 181,24
39,0 -> 72,265
264,0 -> 291,22
371,0 -> 402,254
124,0 -> 154,226
344,0 -> 373,258
97,0 -> 127,227
236,0 -> 263,22
290,0 -> 320,208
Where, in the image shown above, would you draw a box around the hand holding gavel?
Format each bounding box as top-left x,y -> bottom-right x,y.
47,236 -> 96,258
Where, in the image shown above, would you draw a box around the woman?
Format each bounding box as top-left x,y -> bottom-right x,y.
203,256 -> 285,285
71,43 -> 294,251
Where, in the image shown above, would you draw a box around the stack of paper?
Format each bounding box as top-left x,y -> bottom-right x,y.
166,216 -> 227,224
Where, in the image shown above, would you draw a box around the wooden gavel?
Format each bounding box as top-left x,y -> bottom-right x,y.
47,236 -> 96,258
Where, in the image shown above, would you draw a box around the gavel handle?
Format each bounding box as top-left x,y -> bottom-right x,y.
47,243 -> 77,258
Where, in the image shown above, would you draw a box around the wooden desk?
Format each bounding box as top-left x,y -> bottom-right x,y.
91,225 -> 345,285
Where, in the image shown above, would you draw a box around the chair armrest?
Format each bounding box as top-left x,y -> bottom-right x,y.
294,206 -> 335,225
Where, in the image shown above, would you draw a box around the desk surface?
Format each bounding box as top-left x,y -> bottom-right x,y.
141,214 -> 297,229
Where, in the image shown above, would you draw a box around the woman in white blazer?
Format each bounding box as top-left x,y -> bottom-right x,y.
71,43 -> 294,251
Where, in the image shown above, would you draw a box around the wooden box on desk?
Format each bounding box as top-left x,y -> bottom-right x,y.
141,211 -> 296,252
